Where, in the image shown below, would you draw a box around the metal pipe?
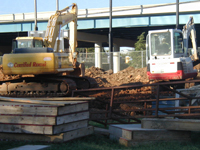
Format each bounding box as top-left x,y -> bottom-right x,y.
155,85 -> 160,118
109,88 -> 114,118
109,0 -> 113,70
176,0 -> 179,29
34,0 -> 38,31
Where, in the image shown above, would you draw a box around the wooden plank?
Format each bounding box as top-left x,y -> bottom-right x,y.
63,126 -> 93,141
58,102 -> 88,115
109,124 -> 191,141
142,118 -> 200,131
132,130 -> 191,141
0,97 -> 65,106
0,98 -> 91,106
0,101 -> 88,116
29,97 -> 96,101
0,101 -> 86,106
109,125 -> 126,139
0,120 -> 88,135
109,124 -> 141,140
8,145 -> 50,150
0,105 -> 58,115
0,126 -> 94,142
57,111 -> 89,125
0,115 -> 56,125
119,136 -> 191,147
53,120 -> 88,134
0,123 -> 53,135
0,111 -> 89,125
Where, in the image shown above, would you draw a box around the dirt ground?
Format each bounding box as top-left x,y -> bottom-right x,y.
85,66 -> 150,87
1,64 -> 200,88
85,63 -> 200,88
0,65 -> 149,86
0,66 -> 182,117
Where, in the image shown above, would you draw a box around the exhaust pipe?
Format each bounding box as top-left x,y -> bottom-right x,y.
34,0 -> 38,31
56,0 -> 59,11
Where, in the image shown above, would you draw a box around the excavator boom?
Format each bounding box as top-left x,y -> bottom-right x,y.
44,3 -> 77,52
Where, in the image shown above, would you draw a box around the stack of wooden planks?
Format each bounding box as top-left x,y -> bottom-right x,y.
109,123 -> 191,147
0,97 -> 94,142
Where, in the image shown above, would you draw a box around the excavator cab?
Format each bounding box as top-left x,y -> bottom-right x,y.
11,37 -> 54,54
12,37 -> 44,50
12,37 -> 43,52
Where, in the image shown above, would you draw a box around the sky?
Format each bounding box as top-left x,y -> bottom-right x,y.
0,0 -> 197,15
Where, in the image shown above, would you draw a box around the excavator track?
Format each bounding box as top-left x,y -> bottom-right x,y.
0,75 -> 97,97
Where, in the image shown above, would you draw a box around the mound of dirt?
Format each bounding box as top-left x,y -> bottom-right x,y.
0,65 -> 149,87
85,66 -> 150,87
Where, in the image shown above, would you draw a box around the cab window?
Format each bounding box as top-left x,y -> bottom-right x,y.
150,32 -> 171,56
18,40 -> 33,48
174,32 -> 184,54
34,40 -> 43,47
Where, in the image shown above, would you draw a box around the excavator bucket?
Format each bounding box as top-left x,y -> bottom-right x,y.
70,63 -> 85,77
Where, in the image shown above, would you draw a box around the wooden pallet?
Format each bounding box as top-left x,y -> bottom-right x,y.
0,126 -> 94,142
109,124 -> 191,147
0,120 -> 88,134
0,101 -> 89,115
142,118 -> 200,131
0,97 -> 94,142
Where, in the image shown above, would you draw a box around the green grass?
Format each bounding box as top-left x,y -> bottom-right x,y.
0,134 -> 126,150
1,132 -> 200,150
1,130 -> 200,150
89,121 -> 109,129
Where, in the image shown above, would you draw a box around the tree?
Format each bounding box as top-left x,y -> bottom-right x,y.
134,32 -> 146,51
76,47 -> 95,53
87,47 -> 95,53
127,32 -> 146,68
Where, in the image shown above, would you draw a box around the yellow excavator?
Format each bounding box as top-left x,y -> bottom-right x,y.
0,3 -> 95,96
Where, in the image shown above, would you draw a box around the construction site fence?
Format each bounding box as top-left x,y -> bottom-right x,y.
0,51 -> 146,71
72,79 -> 200,126
77,51 -> 146,70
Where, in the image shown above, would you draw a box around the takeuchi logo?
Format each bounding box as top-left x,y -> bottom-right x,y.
13,62 -> 46,67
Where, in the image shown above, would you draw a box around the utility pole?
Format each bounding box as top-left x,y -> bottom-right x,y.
34,0 -> 38,31
56,0 -> 59,11
176,0 -> 179,29
109,0 -> 113,70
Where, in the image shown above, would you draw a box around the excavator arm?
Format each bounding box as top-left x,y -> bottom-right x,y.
182,16 -> 198,60
43,3 -> 77,53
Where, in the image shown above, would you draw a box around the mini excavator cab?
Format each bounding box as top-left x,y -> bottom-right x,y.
146,16 -> 198,81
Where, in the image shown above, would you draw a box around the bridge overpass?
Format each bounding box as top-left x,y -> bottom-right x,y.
0,1 -> 200,53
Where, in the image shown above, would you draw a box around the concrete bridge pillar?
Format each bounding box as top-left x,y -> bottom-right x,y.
113,44 -> 120,73
95,42 -> 102,68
